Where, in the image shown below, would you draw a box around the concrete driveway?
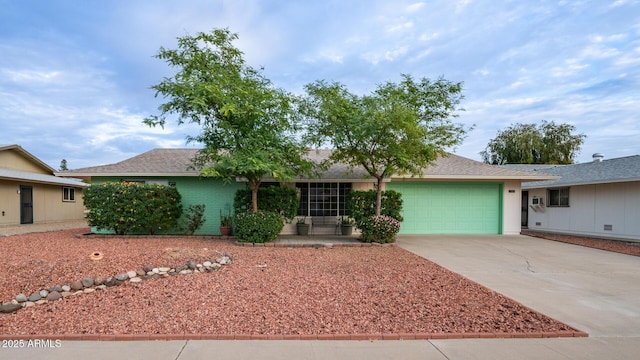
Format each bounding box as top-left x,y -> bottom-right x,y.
397,234 -> 640,337
397,234 -> 640,359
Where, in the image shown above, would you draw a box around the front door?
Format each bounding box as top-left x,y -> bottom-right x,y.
521,190 -> 528,228
20,186 -> 33,224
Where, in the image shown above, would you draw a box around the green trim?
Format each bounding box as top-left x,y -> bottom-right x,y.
498,183 -> 504,234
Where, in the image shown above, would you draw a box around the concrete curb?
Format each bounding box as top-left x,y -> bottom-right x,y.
233,241 -> 395,247
0,330 -> 588,341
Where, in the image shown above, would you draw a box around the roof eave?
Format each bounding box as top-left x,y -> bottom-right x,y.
0,175 -> 87,187
55,172 -> 198,178
391,175 -> 559,181
524,177 -> 640,189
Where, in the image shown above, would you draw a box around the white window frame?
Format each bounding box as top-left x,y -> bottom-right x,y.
62,187 -> 76,202
547,187 -> 569,207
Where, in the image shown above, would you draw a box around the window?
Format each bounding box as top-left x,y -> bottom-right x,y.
547,188 -> 569,207
62,187 -> 75,202
295,182 -> 351,216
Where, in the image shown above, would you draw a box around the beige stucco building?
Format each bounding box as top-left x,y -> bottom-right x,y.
0,144 -> 87,227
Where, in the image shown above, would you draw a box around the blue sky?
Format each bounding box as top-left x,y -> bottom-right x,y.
1,0 -> 638,169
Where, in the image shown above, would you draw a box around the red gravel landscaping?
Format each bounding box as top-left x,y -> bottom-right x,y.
0,229 -> 583,339
522,230 -> 640,257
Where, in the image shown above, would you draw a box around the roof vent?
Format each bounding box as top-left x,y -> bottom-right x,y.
592,153 -> 604,162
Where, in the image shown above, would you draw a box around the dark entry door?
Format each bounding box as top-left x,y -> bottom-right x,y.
521,190 -> 528,227
20,186 -> 33,224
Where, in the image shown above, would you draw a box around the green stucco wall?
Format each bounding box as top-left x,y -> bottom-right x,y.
91,177 -> 244,235
387,181 -> 503,234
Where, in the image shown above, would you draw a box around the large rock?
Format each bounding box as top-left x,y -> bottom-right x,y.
39,290 -> 49,298
82,278 -> 94,288
46,291 -> 62,301
126,270 -> 137,279
0,303 -> 22,313
94,277 -> 104,286
15,294 -> 28,303
70,281 -> 83,291
143,264 -> 154,273
28,293 -> 41,302
186,260 -> 196,269
115,273 -> 129,281
49,285 -> 63,293
216,256 -> 231,265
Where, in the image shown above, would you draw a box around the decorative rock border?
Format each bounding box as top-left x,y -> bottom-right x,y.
0,254 -> 232,314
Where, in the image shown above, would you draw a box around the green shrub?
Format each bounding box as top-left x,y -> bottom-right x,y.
234,186 -> 298,220
182,204 -> 206,235
359,215 -> 401,243
84,182 -> 182,235
235,210 -> 284,243
346,190 -> 404,225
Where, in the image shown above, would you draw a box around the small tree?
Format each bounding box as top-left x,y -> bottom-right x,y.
59,159 -> 68,171
302,74 -> 469,216
145,28 -> 315,213
481,120 -> 586,165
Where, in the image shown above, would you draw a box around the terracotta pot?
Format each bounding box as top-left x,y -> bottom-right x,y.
220,226 -> 231,236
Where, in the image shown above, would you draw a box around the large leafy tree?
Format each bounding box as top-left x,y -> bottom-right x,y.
302,74 -> 469,215
144,29 -> 313,212
481,120 -> 586,165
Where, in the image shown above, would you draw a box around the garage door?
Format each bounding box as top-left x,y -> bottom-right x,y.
386,182 -> 502,234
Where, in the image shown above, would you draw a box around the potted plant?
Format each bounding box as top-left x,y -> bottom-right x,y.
340,216 -> 354,236
296,217 -> 309,235
219,209 -> 232,236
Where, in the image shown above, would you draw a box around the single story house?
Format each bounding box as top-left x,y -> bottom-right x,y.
57,148 -> 554,236
519,154 -> 640,241
0,144 -> 87,227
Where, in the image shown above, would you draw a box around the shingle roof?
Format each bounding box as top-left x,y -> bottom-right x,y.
521,155 -> 640,188
56,148 -> 200,177
58,148 -> 555,182
401,153 -> 555,180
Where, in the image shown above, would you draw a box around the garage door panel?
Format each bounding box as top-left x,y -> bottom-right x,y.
387,182 -> 502,234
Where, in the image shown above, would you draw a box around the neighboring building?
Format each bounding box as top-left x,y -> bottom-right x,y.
0,144 -> 87,227
520,154 -> 640,241
58,148 -> 553,236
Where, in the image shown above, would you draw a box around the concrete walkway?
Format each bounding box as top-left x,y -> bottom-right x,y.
2,230 -> 640,359
0,220 -> 89,236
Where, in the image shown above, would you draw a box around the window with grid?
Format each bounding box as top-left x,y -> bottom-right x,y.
548,187 -> 569,207
296,183 -> 351,216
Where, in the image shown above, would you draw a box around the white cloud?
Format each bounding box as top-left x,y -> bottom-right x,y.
385,21 -> 414,34
551,59 -> 589,77
614,47 -> 640,66
2,69 -> 62,84
406,2 -> 425,13
419,32 -> 440,42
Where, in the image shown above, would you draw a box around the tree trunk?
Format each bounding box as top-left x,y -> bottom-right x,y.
375,176 -> 383,216
249,180 -> 260,212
